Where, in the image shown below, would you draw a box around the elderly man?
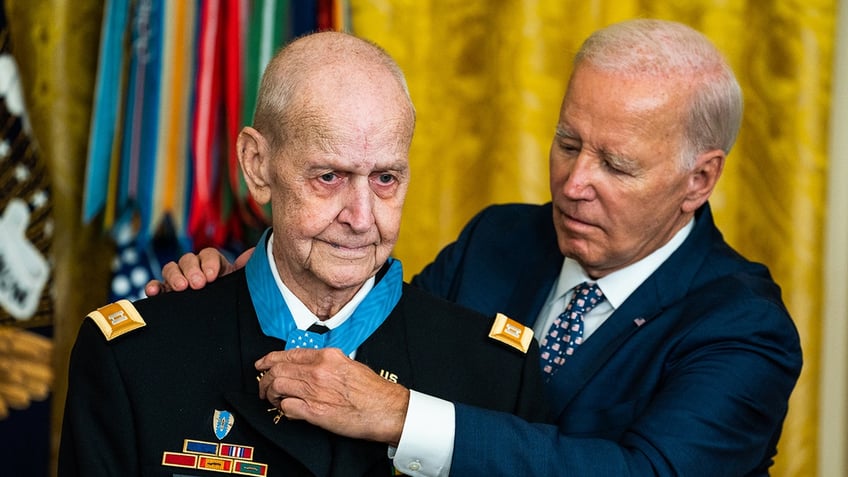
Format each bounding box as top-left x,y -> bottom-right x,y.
59,31 -> 547,477
153,19 -> 803,477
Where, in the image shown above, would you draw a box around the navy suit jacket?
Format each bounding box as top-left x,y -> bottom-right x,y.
412,202 -> 802,476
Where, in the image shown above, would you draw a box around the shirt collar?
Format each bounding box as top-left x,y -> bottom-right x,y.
265,232 -> 375,330
553,217 -> 695,309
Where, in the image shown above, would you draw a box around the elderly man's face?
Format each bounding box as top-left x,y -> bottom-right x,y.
548,64 -> 704,278
265,75 -> 412,296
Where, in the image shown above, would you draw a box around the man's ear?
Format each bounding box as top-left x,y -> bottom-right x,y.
237,127 -> 272,205
682,149 -> 725,213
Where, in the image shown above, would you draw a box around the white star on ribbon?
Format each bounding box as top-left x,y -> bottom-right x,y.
14,163 -> 29,181
31,190 -> 47,209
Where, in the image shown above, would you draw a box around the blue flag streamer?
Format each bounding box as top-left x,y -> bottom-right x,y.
82,0 -> 130,223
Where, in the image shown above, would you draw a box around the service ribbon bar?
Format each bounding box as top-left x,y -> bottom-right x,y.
183,439 -> 219,455
220,443 -> 254,460
163,439 -> 268,474
233,460 -> 268,476
162,452 -> 197,468
198,455 -> 233,472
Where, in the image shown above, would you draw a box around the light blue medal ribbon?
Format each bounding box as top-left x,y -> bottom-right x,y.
82,0 -> 130,224
286,326 -> 326,349
245,229 -> 403,356
135,0 -> 164,248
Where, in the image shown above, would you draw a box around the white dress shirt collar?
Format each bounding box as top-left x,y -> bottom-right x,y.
265,232 -> 375,331
551,217 -> 695,310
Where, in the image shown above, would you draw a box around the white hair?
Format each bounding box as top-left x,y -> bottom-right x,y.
575,19 -> 743,169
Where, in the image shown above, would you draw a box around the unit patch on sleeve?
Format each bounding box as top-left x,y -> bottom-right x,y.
86,299 -> 146,341
488,313 -> 534,354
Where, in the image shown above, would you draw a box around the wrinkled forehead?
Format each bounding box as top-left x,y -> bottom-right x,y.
280,65 -> 410,141
286,114 -> 412,161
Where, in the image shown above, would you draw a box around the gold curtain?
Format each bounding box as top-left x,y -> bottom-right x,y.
351,1 -> 834,475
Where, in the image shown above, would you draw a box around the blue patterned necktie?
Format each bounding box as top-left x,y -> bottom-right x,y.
539,282 -> 605,380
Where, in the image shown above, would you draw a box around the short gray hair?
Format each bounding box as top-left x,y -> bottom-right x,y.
575,19 -> 743,169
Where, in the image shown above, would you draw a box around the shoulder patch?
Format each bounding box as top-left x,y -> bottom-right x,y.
488,313 -> 534,354
86,299 -> 147,341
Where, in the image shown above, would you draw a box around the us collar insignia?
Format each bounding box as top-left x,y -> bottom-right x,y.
213,410 -> 234,440
379,369 -> 399,383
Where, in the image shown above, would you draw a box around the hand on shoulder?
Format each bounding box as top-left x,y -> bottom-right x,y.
144,247 -> 254,296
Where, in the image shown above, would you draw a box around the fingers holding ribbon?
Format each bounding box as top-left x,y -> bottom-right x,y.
253,347 -> 409,445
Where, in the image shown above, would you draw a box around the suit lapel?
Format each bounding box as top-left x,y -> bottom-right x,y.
545,284 -> 664,416
224,390 -> 333,476
355,295 -> 415,391
546,206 -> 717,417
505,245 -> 563,327
232,277 -> 400,477
231,276 -> 336,476
333,298 -> 414,477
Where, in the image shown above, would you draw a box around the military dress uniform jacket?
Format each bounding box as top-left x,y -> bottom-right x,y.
59,271 -> 548,477
412,202 -> 803,476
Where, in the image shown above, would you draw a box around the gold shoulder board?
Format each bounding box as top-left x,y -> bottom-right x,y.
488,313 -> 534,354
86,299 -> 147,341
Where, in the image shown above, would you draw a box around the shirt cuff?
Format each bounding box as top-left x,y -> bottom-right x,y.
389,390 -> 454,477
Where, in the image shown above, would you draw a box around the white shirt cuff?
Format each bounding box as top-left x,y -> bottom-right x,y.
389,390 -> 454,477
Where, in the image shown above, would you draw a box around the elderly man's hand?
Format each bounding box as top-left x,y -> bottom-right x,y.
255,348 -> 409,446
144,247 -> 254,296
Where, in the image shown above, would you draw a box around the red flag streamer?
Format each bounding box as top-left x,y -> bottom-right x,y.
317,0 -> 334,30
188,0 -> 224,248
221,0 -> 245,244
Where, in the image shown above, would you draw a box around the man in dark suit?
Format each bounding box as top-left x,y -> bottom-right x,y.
150,19 -> 802,476
59,31 -> 548,476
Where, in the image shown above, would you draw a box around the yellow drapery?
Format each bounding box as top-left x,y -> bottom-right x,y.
351,1 -> 833,475
7,1 -> 831,475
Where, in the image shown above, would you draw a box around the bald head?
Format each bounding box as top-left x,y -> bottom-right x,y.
252,31 -> 415,153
